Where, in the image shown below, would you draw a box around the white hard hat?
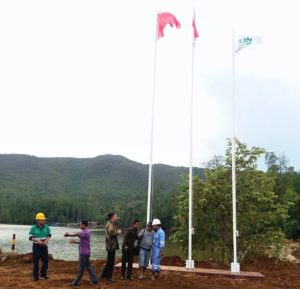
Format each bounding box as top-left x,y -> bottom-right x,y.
152,218 -> 161,225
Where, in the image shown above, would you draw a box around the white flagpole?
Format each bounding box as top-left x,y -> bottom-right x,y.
231,30 -> 240,273
147,13 -> 159,223
186,10 -> 196,270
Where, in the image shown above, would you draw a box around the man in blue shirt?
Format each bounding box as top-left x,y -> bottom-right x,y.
151,218 -> 165,280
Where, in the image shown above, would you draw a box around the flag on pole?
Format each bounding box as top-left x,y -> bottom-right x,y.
146,11 -> 181,224
235,36 -> 262,53
157,12 -> 181,39
192,15 -> 199,40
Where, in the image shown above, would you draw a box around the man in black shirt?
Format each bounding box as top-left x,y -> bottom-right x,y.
121,219 -> 140,280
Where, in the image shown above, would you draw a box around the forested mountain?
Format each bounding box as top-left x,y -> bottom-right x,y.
0,154 -> 204,226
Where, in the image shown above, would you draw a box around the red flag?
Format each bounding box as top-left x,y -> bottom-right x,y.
157,12 -> 181,39
192,16 -> 199,40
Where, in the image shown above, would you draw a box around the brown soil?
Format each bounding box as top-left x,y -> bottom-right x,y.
291,243 -> 300,259
0,252 -> 299,289
293,248 -> 300,259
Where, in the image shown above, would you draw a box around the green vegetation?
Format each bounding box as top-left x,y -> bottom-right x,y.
1,140 -> 299,262
172,140 -> 300,262
0,154 -> 203,227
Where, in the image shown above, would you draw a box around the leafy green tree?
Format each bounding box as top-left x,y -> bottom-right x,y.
172,139 -> 288,263
265,152 -> 300,239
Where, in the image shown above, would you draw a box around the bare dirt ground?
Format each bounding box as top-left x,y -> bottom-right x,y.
0,244 -> 299,289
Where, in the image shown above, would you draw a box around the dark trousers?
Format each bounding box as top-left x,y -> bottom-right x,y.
101,250 -> 116,279
72,255 -> 98,286
121,249 -> 134,278
32,244 -> 48,278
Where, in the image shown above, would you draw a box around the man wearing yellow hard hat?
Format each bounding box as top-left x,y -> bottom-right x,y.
29,212 -> 52,281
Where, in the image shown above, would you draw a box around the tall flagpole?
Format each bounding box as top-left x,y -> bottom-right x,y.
186,10 -> 196,270
231,30 -> 240,273
147,13 -> 159,223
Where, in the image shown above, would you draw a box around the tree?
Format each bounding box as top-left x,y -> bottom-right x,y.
172,139 -> 288,263
265,152 -> 300,239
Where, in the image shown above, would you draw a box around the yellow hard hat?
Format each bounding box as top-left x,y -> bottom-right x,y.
35,212 -> 46,220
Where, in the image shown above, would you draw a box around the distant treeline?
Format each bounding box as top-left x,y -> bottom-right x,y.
0,154 -> 203,228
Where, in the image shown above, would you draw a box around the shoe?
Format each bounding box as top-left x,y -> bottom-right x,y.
41,275 -> 49,279
32,276 -> 39,281
127,276 -> 133,280
106,278 -> 116,283
91,281 -> 99,285
139,274 -> 144,280
120,275 -> 125,280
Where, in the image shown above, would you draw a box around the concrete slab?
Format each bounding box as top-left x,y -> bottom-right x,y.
115,262 -> 265,280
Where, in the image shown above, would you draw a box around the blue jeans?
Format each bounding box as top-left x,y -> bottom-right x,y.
151,246 -> 161,272
72,255 -> 98,286
139,247 -> 151,268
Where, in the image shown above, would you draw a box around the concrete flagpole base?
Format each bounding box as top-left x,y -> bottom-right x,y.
186,259 -> 195,270
231,262 -> 240,273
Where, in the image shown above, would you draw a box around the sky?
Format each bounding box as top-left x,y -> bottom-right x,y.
0,0 -> 299,170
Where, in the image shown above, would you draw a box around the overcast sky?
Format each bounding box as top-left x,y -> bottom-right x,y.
0,0 -> 299,169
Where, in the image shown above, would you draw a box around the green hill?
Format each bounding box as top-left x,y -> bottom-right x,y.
0,154 -> 204,227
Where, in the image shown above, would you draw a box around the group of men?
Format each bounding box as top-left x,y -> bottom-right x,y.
29,211 -> 165,286
119,217 -> 165,281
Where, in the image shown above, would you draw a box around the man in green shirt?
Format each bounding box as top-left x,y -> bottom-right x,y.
29,212 -> 51,281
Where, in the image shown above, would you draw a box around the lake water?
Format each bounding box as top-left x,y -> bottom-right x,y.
0,224 -> 122,261
0,224 -> 183,261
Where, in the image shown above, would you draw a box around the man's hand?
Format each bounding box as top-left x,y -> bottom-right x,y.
64,232 -> 69,237
36,239 -> 44,245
